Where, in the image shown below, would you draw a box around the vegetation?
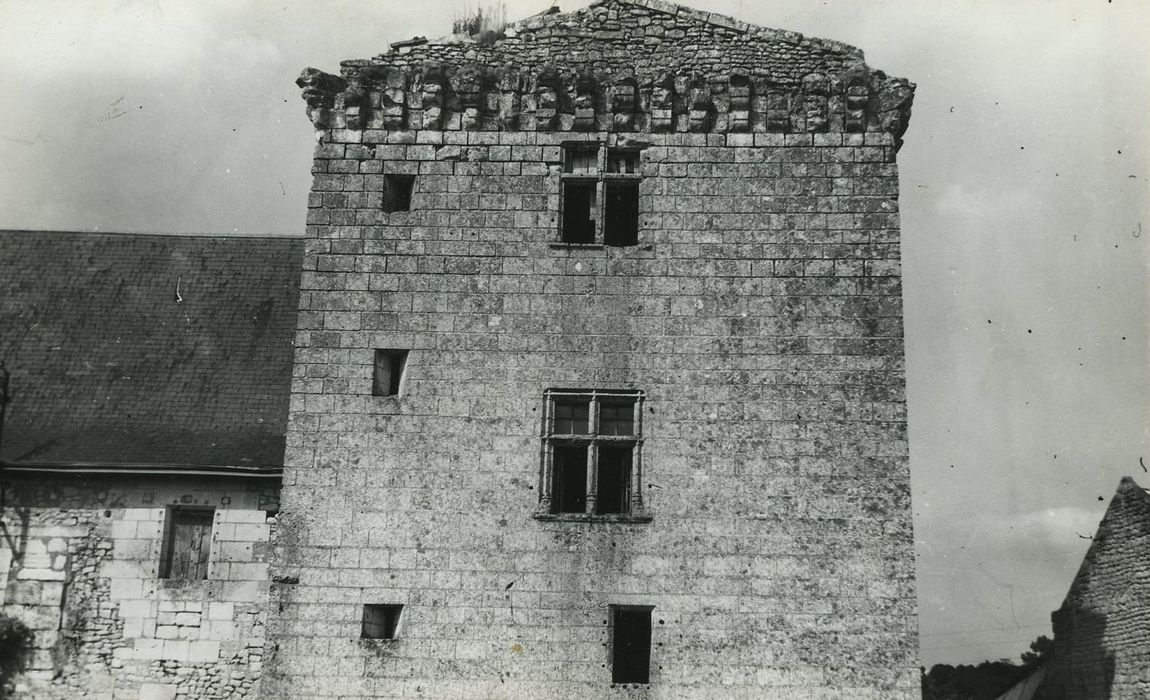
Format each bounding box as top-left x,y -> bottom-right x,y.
921,635 -> 1054,700
452,3 -> 508,44
0,613 -> 33,699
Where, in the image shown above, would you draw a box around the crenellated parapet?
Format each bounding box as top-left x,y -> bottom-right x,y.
296,0 -> 915,146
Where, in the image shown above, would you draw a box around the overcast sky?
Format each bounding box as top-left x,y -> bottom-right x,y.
1,0 -> 1147,668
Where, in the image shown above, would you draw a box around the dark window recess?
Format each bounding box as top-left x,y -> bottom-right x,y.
611,606 -> 653,684
382,174 -> 416,212
604,181 -> 639,247
561,181 -> 596,244
606,149 -> 640,174
554,400 -> 590,434
565,148 -> 598,174
552,445 -> 588,514
598,402 -> 634,436
373,349 -> 408,397
596,447 -> 632,515
361,604 -> 403,640
159,508 -> 213,580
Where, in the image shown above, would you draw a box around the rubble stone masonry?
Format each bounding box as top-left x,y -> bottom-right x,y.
0,476 -> 277,699
268,1 -> 918,698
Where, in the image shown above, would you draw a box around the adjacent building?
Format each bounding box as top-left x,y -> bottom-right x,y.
0,231 -> 300,699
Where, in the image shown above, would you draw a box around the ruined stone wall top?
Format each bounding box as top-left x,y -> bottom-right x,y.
297,0 -> 915,146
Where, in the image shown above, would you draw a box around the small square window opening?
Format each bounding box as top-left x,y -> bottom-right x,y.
564,148 -> 599,175
159,507 -> 214,580
361,604 -> 403,640
611,605 -> 653,684
373,349 -> 408,397
606,150 -> 640,174
382,174 -> 416,212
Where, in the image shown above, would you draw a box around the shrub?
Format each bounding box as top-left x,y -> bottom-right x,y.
0,614 -> 33,699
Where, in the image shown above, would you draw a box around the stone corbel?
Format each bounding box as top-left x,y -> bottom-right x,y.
417,63 -> 448,130
800,73 -> 830,133
296,68 -> 347,131
340,75 -> 368,131
380,69 -> 408,130
875,75 -> 915,147
686,78 -> 714,133
728,74 -> 752,132
495,67 -> 522,130
609,76 -> 639,131
453,65 -> 489,130
573,71 -> 599,132
646,73 -> 676,133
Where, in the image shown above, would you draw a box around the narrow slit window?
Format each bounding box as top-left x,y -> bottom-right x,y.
382,174 -> 416,212
552,445 -> 588,514
373,349 -> 408,397
611,606 -> 653,684
361,604 -> 403,640
561,181 -> 596,244
604,181 -> 639,247
159,507 -> 214,580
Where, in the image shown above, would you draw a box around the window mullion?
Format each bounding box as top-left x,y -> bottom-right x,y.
586,398 -> 600,514
631,398 -> 643,514
540,396 -> 555,513
595,145 -> 607,244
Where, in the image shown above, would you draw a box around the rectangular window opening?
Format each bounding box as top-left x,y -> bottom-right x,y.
382,174 -> 416,212
373,349 -> 408,397
159,507 -> 214,580
606,149 -> 640,174
540,389 -> 645,520
564,148 -> 599,175
554,400 -> 590,434
604,181 -> 639,247
561,181 -> 596,244
361,604 -> 403,640
596,447 -> 632,515
611,606 -> 653,684
551,445 -> 588,514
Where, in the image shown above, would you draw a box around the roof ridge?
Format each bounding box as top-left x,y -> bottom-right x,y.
0,229 -> 301,240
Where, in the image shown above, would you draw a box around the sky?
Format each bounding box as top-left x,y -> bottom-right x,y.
1,0 -> 1148,668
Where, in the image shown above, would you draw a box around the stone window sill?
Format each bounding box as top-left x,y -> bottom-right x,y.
532,512 -> 653,524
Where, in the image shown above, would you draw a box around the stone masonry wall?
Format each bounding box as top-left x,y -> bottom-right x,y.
0,474 -> 278,700
266,125 -> 918,698
1042,477 -> 1150,699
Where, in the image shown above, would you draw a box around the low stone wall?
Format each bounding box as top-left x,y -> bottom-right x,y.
0,473 -> 278,700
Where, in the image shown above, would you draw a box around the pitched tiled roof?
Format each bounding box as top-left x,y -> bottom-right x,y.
0,231 -> 302,472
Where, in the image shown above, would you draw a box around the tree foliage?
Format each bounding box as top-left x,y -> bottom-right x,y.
922,634 -> 1054,700
0,613 -> 33,699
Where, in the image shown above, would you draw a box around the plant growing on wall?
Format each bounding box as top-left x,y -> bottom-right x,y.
0,613 -> 33,699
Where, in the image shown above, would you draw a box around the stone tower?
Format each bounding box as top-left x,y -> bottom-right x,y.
267,1 -> 919,697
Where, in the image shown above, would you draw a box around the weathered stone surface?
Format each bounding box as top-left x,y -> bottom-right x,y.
1038,477 -> 1150,699
0,475 -> 277,699
270,38 -> 918,696
295,0 -> 915,147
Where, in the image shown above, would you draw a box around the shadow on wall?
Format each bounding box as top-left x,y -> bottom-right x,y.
0,611 -> 33,700
1046,607 -> 1115,699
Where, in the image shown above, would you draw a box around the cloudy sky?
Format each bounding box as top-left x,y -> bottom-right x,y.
1,0 -> 1147,668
